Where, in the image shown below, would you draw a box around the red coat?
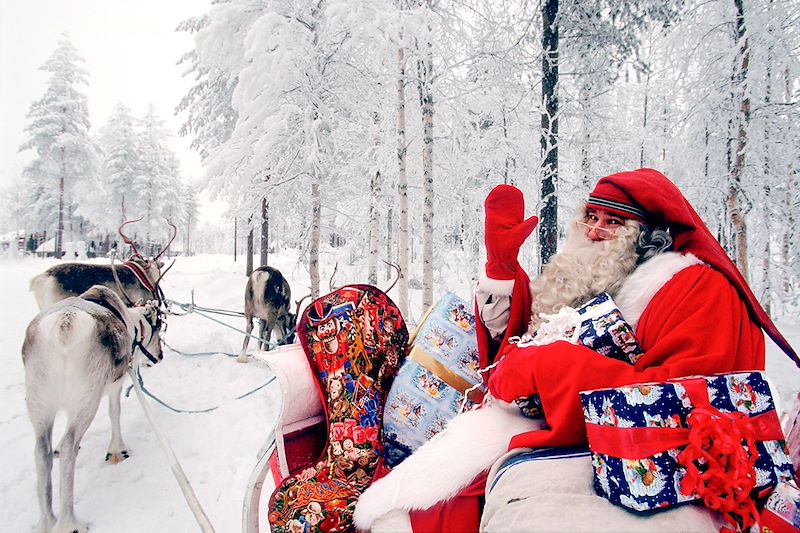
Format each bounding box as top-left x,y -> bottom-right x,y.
489,263 -> 765,450
410,262 -> 766,532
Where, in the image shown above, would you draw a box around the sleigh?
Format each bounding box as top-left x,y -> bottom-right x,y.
242,319 -> 800,533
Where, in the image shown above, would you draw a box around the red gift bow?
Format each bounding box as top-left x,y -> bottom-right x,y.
677,405 -> 760,532
584,376 -> 785,532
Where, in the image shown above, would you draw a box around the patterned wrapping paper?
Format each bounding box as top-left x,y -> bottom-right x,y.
579,372 -> 795,514
382,292 -> 484,467
761,481 -> 800,533
516,292 -> 643,420
577,292 -> 643,365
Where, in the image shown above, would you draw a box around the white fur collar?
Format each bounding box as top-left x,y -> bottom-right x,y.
614,252 -> 703,331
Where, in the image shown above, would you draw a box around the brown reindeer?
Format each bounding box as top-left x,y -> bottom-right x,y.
238,266 -> 295,363
30,219 -> 176,309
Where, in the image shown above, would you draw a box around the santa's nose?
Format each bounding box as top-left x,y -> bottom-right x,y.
587,226 -> 605,241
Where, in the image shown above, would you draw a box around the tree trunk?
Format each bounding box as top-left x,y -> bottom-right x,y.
396,39 -> 410,317
539,0 -> 559,267
260,196 -> 269,267
418,28 -> 435,310
782,67 -> 795,296
640,69 -> 651,167
580,79 -> 592,189
728,0 -> 750,279
502,107 -> 514,185
368,111 -> 382,286
761,17 -> 774,315
368,170 -> 381,285
386,207 -> 394,281
309,180 -> 321,298
246,220 -> 254,276
56,148 -> 65,259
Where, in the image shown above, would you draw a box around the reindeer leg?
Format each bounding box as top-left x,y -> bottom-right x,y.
238,315 -> 254,363
258,319 -> 268,351
31,413 -> 57,533
105,382 -> 129,464
53,403 -> 97,533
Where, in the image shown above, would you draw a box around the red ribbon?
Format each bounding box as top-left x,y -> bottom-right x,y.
585,377 -> 785,532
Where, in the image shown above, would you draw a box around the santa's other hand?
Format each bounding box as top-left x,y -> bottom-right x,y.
487,345 -> 540,402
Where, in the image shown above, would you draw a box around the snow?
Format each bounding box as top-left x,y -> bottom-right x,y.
1,253 -> 799,533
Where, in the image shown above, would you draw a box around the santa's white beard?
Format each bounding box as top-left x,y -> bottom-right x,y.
527,217 -> 640,334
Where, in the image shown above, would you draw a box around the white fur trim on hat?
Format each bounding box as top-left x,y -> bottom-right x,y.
615,252 -> 703,330
477,273 -> 515,297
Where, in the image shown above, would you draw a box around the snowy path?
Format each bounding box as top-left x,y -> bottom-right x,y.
1,254 -> 798,533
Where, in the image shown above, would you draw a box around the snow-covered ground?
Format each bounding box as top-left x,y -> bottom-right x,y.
1,253 -> 798,533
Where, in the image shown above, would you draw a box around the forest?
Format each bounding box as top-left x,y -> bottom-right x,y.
6,0 -> 799,320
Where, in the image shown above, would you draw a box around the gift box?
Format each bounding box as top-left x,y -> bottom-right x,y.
761,480 -> 800,533
382,292 -> 484,467
580,372 -> 795,528
576,292 -> 643,364
513,293 -> 643,421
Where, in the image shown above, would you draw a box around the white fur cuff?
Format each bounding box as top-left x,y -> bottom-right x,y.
477,273 -> 515,297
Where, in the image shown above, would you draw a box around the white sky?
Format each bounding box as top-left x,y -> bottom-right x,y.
0,0 -> 226,221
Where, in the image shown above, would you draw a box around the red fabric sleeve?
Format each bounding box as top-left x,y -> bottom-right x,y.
489,265 -> 766,450
475,266 -> 532,374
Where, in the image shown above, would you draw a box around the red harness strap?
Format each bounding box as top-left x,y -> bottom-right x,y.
124,261 -> 158,299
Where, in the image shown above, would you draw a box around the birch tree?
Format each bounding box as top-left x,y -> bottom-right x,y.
728,0 -> 751,279
396,27 -> 411,316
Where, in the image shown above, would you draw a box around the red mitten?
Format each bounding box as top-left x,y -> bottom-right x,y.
484,185 -> 538,280
487,345 -> 539,402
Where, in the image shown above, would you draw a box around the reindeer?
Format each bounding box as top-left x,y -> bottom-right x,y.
22,285 -> 164,533
30,219 -> 176,310
238,266 -> 296,363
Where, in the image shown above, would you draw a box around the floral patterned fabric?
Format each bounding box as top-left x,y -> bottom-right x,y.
267,285 -> 408,533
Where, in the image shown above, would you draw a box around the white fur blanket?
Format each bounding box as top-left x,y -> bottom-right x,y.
353,401 -> 543,530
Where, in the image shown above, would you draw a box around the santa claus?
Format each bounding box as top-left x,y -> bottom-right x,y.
353,168 -> 798,532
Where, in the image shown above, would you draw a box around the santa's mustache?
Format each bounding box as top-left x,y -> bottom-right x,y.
527,216 -> 640,335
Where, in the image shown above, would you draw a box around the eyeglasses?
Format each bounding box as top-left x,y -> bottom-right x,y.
577,220 -> 618,239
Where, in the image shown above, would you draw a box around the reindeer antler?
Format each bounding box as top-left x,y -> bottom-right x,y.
118,217 -> 144,258
329,262 -> 340,292
382,261 -> 402,293
153,258 -> 176,290
295,293 -> 312,319
154,220 -> 178,261
109,252 -> 136,306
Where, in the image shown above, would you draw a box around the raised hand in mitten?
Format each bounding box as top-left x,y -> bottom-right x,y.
484,184 -> 538,280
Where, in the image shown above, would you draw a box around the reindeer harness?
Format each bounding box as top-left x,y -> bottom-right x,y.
124,260 -> 164,302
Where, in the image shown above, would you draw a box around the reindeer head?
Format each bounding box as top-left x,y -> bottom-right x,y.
118,218 -> 178,301
130,299 -> 165,366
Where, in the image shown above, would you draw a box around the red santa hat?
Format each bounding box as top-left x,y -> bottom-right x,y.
587,168 -> 798,366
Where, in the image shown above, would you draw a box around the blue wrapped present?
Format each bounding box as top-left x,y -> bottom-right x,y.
382,292 -> 484,467
576,292 -> 643,364
514,293 -> 643,420
580,372 -> 795,522
760,480 -> 800,532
